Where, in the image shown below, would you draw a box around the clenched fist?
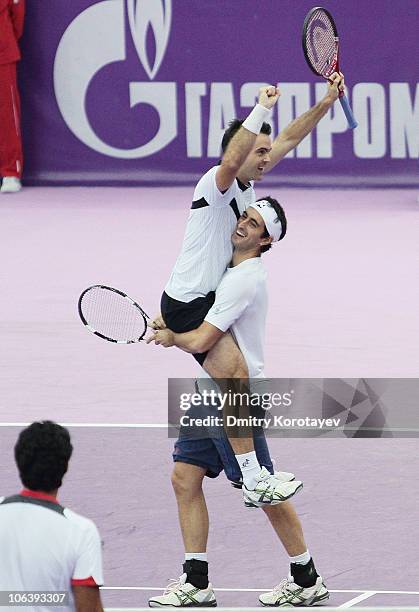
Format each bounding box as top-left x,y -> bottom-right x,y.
325,71 -> 345,102
258,85 -> 281,110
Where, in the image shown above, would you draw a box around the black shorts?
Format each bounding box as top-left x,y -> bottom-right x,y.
161,291 -> 215,366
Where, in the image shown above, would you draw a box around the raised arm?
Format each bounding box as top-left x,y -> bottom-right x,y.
265,72 -> 345,171
215,85 -> 280,192
146,322 -> 223,355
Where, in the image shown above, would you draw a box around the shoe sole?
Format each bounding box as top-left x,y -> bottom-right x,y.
244,482 -> 303,508
259,589 -> 329,607
149,600 -> 217,608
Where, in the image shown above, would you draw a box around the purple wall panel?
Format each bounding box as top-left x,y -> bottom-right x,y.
19,1 -> 418,186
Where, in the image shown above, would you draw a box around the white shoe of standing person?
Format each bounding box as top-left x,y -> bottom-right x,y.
1,177 -> 22,193
148,573 -> 217,607
259,576 -> 329,606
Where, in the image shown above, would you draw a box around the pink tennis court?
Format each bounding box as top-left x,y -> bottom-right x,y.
1,186 -> 418,609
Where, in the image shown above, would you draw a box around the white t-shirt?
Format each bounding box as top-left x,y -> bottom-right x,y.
205,258 -> 267,378
165,165 -> 255,302
0,491 -> 104,612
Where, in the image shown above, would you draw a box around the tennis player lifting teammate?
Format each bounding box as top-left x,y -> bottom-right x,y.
153,75 -> 345,505
148,198 -> 330,607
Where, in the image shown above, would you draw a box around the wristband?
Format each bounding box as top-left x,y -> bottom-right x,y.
242,104 -> 271,135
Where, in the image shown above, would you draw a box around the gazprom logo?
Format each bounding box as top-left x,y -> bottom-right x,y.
53,1 -> 418,163
127,0 -> 171,80
53,0 -> 176,158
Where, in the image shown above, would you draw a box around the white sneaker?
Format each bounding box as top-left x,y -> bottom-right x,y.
243,467 -> 302,508
231,469 -> 295,489
259,576 -> 329,607
1,177 -> 22,193
148,573 -> 217,608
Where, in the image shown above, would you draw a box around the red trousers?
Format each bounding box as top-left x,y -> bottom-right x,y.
0,62 -> 23,178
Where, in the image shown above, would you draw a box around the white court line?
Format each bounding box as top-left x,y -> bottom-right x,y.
105,608 -> 419,612
0,423 -> 167,428
339,591 -> 377,608
99,587 -> 419,594
1,423 -> 419,433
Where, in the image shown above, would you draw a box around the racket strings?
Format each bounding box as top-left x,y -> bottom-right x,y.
81,287 -> 146,342
305,9 -> 336,76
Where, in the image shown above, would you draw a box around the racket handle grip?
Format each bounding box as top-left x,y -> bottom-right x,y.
339,94 -> 358,129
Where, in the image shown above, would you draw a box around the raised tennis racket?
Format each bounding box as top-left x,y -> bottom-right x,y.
78,285 -> 149,344
302,6 -> 358,129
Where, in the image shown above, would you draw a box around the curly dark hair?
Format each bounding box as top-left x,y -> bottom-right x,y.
221,118 -> 272,153
14,421 -> 73,491
258,196 -> 287,253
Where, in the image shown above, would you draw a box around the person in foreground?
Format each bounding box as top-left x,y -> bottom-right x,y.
0,421 -> 104,612
147,199 -> 329,608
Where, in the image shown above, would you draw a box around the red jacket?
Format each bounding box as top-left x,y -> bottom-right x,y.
0,0 -> 25,64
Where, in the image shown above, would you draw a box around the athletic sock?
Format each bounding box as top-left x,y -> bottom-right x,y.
184,552 -> 208,562
183,559 -> 209,589
289,550 -> 311,565
235,451 -> 261,490
290,557 -> 319,588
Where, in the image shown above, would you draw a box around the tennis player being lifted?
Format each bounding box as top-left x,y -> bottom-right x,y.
153,73 -> 345,502
148,196 -> 331,607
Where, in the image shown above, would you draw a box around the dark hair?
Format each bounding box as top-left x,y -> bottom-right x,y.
221,118 -> 272,153
14,421 -> 73,491
258,196 -> 287,253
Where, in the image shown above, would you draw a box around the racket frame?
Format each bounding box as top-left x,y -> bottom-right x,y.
78,285 -> 149,344
302,6 -> 339,79
302,6 -> 358,129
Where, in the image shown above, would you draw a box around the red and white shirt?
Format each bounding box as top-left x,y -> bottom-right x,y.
0,489 -> 104,612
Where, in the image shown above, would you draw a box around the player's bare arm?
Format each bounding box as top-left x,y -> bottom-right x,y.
215,85 -> 280,192
265,72 -> 345,170
147,322 -> 223,354
72,585 -> 104,612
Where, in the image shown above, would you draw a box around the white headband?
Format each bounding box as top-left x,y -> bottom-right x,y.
248,200 -> 283,242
